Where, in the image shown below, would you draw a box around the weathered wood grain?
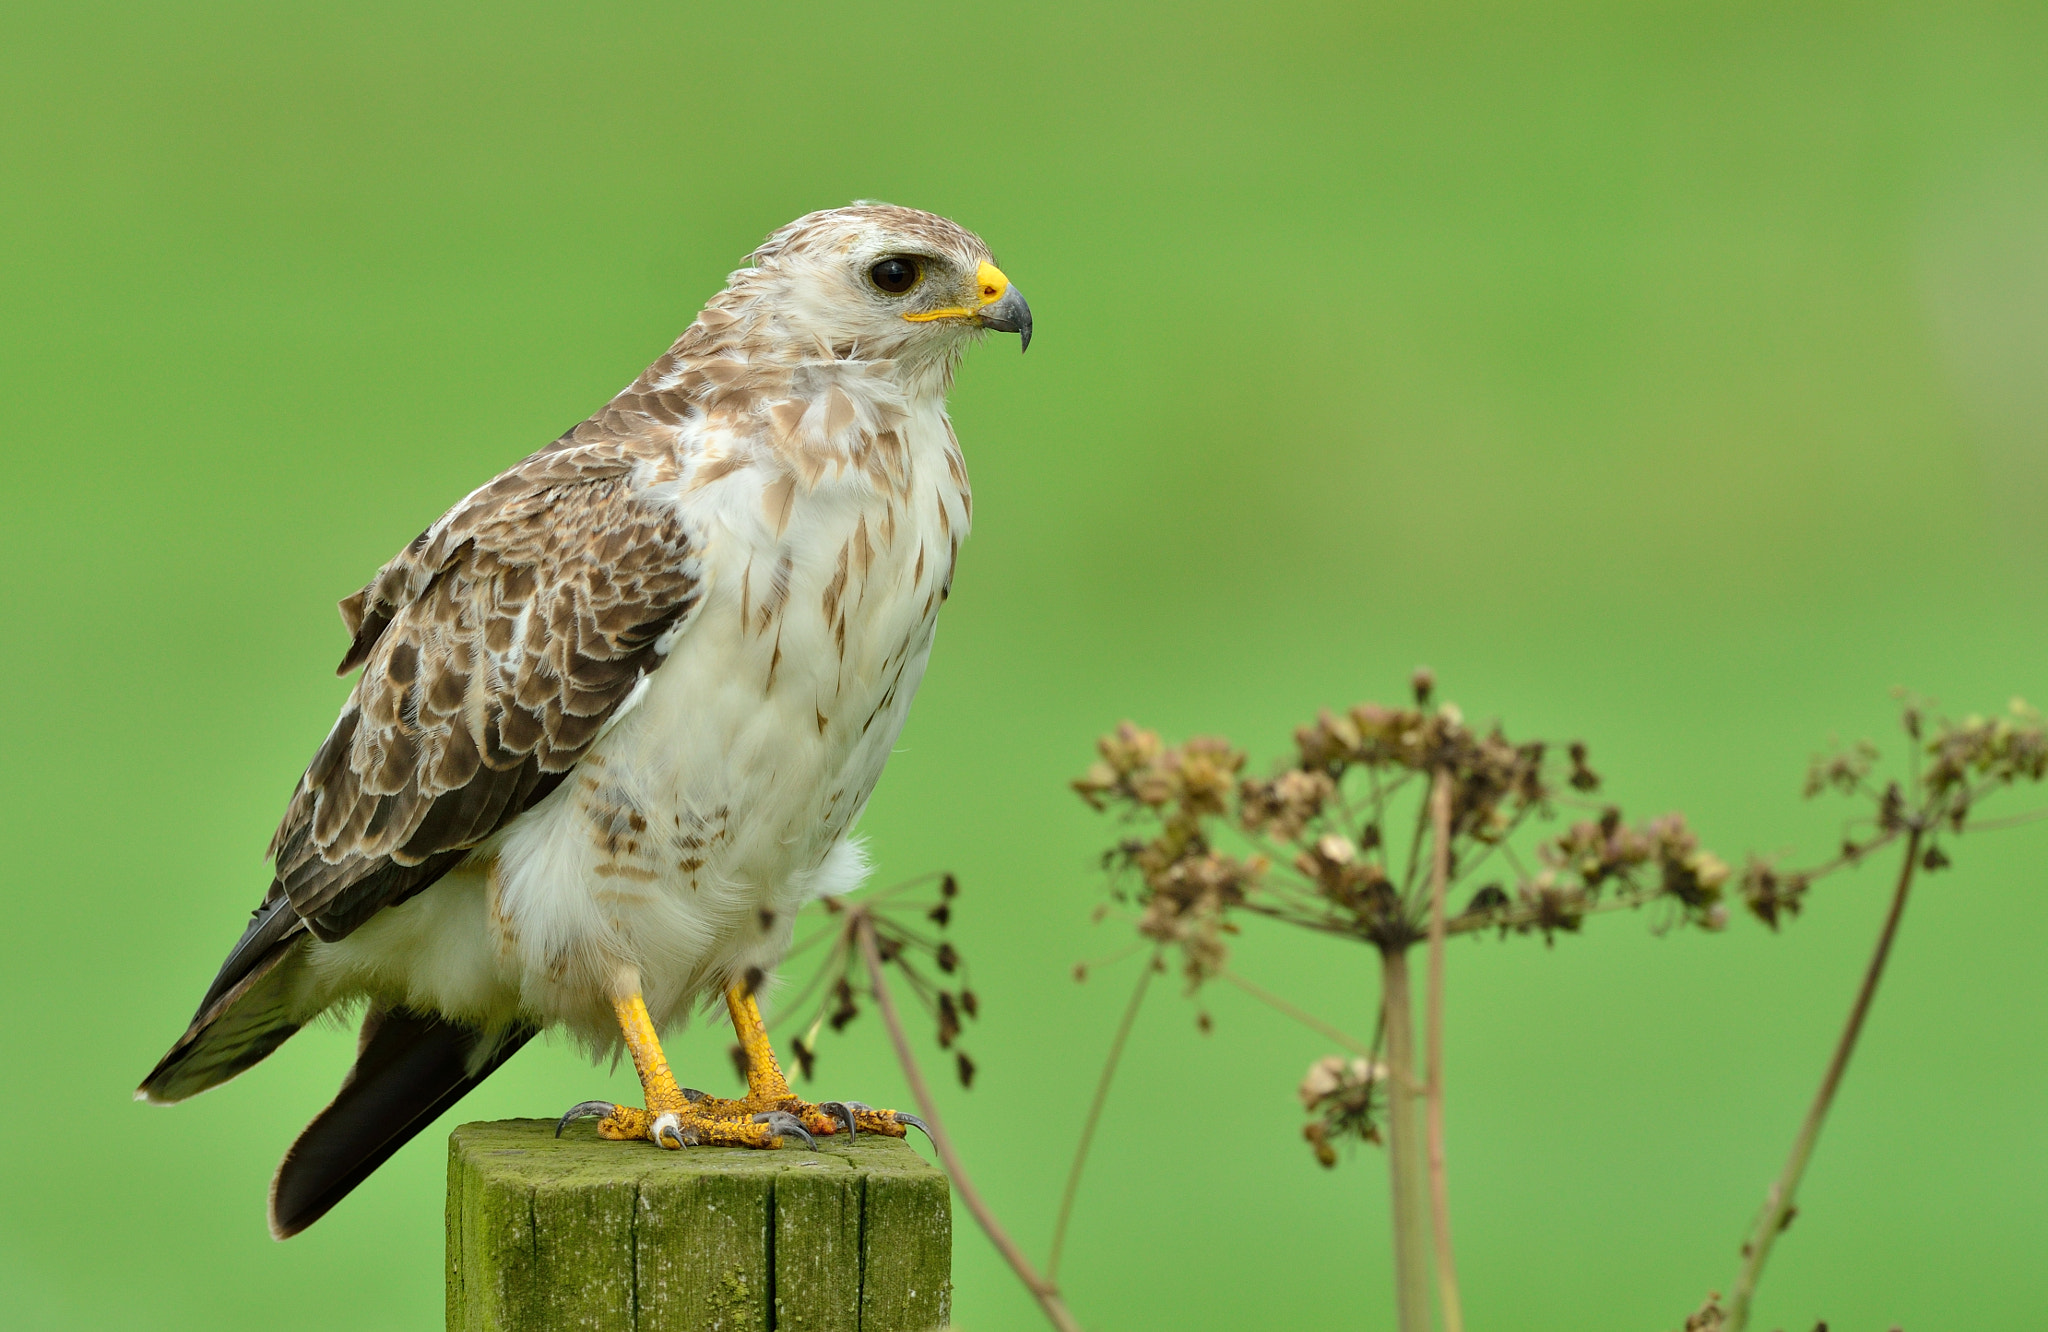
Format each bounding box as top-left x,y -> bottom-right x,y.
446,1119 -> 950,1332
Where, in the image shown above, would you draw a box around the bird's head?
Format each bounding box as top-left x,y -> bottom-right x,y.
721,204 -> 1031,376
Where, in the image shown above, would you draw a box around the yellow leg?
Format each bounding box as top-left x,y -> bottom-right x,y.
560,985 -> 797,1150
708,980 -> 918,1140
615,991 -> 689,1113
557,977 -> 923,1149
725,982 -> 794,1102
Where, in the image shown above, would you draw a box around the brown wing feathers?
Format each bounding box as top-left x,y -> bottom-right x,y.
269,445 -> 699,942
141,440 -> 698,1110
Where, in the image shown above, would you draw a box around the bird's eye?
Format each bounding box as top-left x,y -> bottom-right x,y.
869,257 -> 921,294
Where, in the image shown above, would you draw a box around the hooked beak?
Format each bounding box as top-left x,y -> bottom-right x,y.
975,281 -> 1031,352
903,260 -> 1033,352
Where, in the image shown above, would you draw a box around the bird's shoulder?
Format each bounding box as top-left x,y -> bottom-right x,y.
335,430 -> 695,673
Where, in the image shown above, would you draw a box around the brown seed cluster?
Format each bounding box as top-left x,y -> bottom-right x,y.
1741,695 -> 2047,932
1076,676 -> 1738,1161
1297,1055 -> 1387,1167
772,872 -> 979,1089
1075,686 -> 1731,983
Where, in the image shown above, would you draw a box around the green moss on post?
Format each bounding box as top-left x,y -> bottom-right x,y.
446,1119 -> 950,1332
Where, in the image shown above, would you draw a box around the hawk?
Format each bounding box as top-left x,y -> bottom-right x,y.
137,204 -> 1030,1238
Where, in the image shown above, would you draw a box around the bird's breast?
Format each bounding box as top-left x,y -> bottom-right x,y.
575,408 -> 970,894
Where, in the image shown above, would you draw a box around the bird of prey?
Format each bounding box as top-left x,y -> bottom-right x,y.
137,203 -> 1030,1238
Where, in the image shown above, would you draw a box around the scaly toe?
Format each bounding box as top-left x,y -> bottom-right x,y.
818,1100 -> 862,1139
781,1097 -> 918,1141
753,1110 -> 818,1149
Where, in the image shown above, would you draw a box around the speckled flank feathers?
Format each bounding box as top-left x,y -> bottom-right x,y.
138,204 -> 1021,1234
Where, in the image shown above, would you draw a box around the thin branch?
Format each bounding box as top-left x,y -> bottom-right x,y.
1495,838 -> 1533,887
854,914 -> 1085,1332
1778,826 -> 1904,888
1216,969 -> 1376,1058
1442,799 -> 1536,892
1722,825 -> 1925,1332
1330,767 -> 1367,832
1073,937 -> 1149,975
857,869 -> 952,905
778,925 -> 841,963
1234,899 -> 1365,941
1399,788 -> 1434,902
1048,948 -> 1159,1280
1423,768 -> 1465,1332
1440,880 -> 1661,938
1961,805 -> 2048,833
1378,946 -> 1433,1332
762,933 -> 847,1031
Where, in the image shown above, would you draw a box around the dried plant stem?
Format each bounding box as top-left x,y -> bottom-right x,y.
1722,825 -> 1925,1332
854,915 -> 1085,1332
1217,968 -> 1376,1057
1378,945 -> 1433,1332
1048,947 -> 1159,1280
1424,769 -> 1465,1332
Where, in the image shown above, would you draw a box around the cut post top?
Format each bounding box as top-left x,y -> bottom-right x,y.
447,1118 -> 951,1332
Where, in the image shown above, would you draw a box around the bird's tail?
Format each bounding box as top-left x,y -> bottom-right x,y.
136,907 -> 310,1106
269,1006 -> 534,1239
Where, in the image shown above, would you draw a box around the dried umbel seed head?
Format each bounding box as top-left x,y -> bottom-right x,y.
1238,767 -> 1335,840
1805,739 -> 1879,799
1568,742 -> 1601,793
1461,883 -> 1511,918
1739,857 -> 1808,931
1298,1055 -> 1385,1110
1298,1054 -> 1387,1165
1167,737 -> 1246,817
1100,720 -> 1162,774
1081,677 -> 1739,987
1922,698 -> 2047,797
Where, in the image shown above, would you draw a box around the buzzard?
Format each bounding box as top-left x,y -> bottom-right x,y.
138,204 -> 1030,1238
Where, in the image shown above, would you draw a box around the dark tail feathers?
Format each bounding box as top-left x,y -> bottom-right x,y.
137,901 -> 308,1107
269,1007 -> 534,1239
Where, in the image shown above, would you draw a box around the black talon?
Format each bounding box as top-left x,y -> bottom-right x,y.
754,1110 -> 818,1150
894,1113 -> 932,1145
819,1101 -> 858,1140
556,1100 -> 616,1138
681,1087 -> 709,1103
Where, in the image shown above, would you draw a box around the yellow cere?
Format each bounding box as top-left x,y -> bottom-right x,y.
974,261 -> 1009,304
902,261 -> 1011,322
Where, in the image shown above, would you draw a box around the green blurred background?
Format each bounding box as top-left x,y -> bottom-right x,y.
4,1 -> 2045,1327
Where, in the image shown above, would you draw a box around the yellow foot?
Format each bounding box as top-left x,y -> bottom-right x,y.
553,1094 -> 813,1150
555,1090 -> 925,1150
688,1090 -> 924,1143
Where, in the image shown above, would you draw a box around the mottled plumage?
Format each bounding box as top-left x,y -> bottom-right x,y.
140,204 -> 1030,1236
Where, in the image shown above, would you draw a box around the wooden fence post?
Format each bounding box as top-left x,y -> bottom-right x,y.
447,1119 -> 951,1331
